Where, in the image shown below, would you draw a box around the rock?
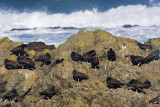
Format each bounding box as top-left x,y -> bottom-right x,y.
27,42 -> 56,51
10,28 -> 36,31
145,38 -> 160,50
0,30 -> 160,107
0,37 -> 23,64
122,24 -> 138,28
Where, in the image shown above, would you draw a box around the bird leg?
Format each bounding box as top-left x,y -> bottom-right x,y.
137,63 -> 141,67
47,97 -> 51,102
77,79 -> 80,89
95,66 -> 97,71
153,101 -> 158,104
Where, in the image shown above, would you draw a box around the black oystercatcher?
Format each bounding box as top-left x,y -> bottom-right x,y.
127,79 -> 151,91
51,58 -> 64,67
4,59 -> 22,70
72,70 -> 88,82
149,96 -> 159,104
40,86 -> 59,101
2,89 -> 18,101
82,50 -> 96,63
107,48 -> 116,61
138,42 -> 152,50
71,52 -> 83,61
143,49 -> 159,63
127,79 -> 141,87
17,56 -> 35,70
10,44 -> 28,56
35,53 -> 51,66
91,57 -> 99,69
106,76 -> 124,89
128,55 -> 144,66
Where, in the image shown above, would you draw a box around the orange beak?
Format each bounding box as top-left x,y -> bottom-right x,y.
128,57 -> 131,61
54,87 -> 59,90
91,53 -> 94,55
96,59 -> 99,62
24,47 -> 27,50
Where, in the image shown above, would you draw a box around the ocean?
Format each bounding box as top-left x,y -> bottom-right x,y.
0,0 -> 160,47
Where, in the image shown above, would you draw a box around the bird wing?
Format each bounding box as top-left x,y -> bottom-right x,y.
3,92 -> 15,98
36,55 -> 47,61
18,57 -> 35,65
133,56 -> 144,64
109,78 -> 123,85
40,89 -> 53,96
27,58 -> 35,65
10,46 -> 23,52
143,49 -> 159,63
76,72 -> 88,79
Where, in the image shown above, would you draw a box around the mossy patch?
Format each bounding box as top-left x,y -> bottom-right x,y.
28,50 -> 36,56
0,37 -> 11,44
42,49 -> 51,55
8,55 -> 17,62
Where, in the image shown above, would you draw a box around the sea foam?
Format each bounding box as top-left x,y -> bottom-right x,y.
0,4 -> 160,47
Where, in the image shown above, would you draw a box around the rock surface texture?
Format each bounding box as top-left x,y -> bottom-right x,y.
0,30 -> 160,107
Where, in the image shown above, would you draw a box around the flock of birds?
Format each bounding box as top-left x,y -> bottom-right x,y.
0,42 -> 160,106
4,44 -> 64,70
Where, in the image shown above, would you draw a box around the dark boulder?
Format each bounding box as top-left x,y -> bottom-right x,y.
122,24 -> 138,28
27,42 -> 55,51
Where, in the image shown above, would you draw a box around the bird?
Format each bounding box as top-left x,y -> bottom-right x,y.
17,56 -> 35,70
82,50 -> 96,63
35,53 -> 51,66
4,59 -> 22,70
51,58 -> 64,67
127,79 -> 151,91
128,55 -> 144,66
72,70 -> 88,82
149,96 -> 159,104
71,52 -> 83,61
10,44 -> 28,56
106,76 -> 124,89
138,42 -> 152,50
91,57 -> 99,69
39,86 -> 59,101
2,89 -> 18,101
127,79 -> 142,87
107,48 -> 116,61
143,49 -> 159,63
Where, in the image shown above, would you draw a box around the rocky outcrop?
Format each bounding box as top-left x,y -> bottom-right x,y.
0,30 -> 160,107
145,38 -> 160,50
27,42 -> 56,51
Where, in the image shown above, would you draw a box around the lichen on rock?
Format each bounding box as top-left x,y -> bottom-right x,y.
0,30 -> 160,107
